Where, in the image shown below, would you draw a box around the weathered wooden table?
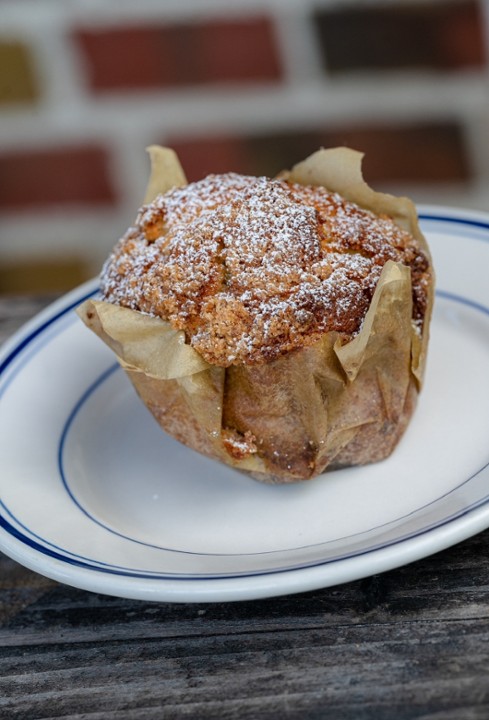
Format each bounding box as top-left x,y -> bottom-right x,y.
1,295 -> 489,719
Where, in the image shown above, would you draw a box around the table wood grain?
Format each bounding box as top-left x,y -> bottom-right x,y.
1,295 -> 489,720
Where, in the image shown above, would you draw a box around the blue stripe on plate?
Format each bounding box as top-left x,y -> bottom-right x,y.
419,213 -> 489,233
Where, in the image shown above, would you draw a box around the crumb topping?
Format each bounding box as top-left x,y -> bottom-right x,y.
101,173 -> 431,366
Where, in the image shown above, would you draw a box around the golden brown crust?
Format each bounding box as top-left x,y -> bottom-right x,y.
101,173 -> 431,367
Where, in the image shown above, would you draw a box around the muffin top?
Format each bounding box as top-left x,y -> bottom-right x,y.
101,173 -> 431,366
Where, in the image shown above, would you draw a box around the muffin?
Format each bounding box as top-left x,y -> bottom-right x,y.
78,146 -> 434,483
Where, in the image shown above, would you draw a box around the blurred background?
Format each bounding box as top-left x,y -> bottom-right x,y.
0,0 -> 488,295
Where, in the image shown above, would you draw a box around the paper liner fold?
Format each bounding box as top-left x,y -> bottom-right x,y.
78,145 -> 434,484
144,145 -> 187,204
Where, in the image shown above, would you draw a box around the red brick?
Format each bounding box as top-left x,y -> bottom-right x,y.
0,145 -> 116,210
438,3 -> 486,68
246,123 -> 470,183
73,16 -> 282,92
74,27 -> 178,91
197,18 -> 281,83
172,122 -> 470,184
314,1 -> 485,72
167,136 -> 253,182
318,124 -> 471,185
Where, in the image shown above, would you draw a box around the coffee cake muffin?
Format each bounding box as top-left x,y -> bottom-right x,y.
79,146 -> 434,483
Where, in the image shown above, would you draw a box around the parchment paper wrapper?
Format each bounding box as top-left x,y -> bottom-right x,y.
78,146 -> 434,483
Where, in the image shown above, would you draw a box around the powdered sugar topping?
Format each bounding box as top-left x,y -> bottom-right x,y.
101,173 -> 429,366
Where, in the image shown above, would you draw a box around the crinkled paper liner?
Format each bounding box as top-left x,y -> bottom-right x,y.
78,146 -> 434,483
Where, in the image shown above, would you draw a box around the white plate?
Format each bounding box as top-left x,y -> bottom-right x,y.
1,206 -> 489,603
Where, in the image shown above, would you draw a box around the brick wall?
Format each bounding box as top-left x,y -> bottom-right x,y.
1,0 -> 488,293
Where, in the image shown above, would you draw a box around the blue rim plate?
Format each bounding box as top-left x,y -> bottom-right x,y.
1,205 -> 489,602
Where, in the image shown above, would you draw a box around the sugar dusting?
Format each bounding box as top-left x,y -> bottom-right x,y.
101,173 -> 430,366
